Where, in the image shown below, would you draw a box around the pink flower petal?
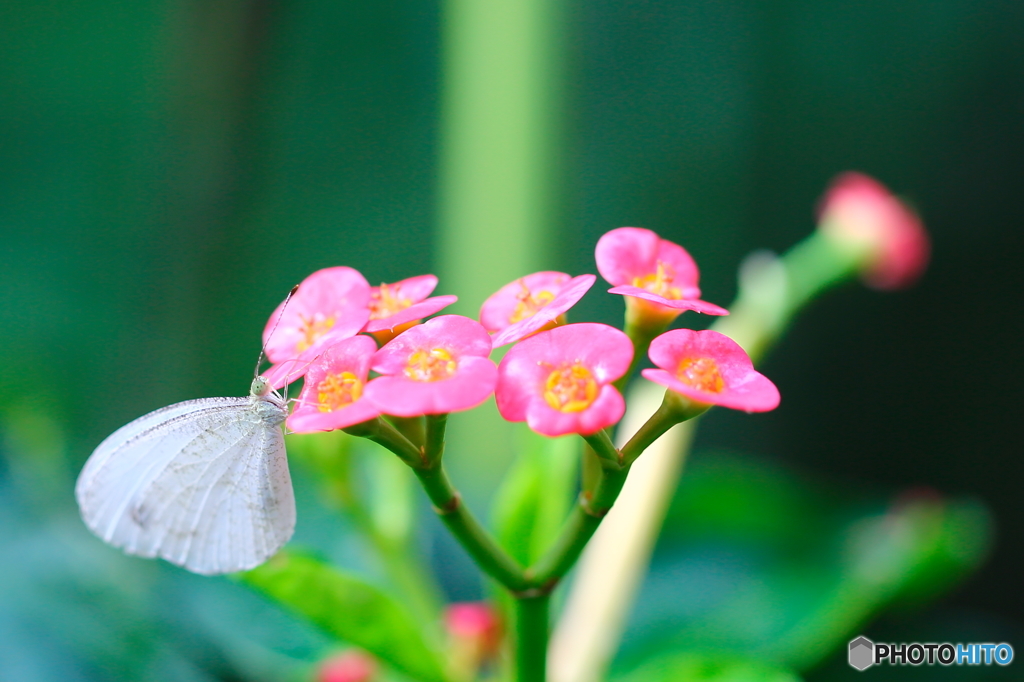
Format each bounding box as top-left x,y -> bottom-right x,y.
495,323 -> 632,436
524,384 -> 625,437
263,267 -> 371,364
595,227 -> 699,288
364,295 -> 458,332
607,286 -> 729,316
364,357 -> 498,416
488,274 -> 596,347
286,335 -> 380,431
644,329 -> 780,412
371,315 -> 492,375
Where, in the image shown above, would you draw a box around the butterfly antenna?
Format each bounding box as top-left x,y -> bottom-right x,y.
256,284 -> 300,378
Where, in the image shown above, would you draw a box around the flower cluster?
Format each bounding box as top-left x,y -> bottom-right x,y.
265,225 -> 781,438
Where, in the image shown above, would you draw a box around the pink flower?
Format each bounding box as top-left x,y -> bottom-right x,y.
495,323 -> 632,437
363,275 -> 458,344
642,329 -> 779,412
317,650 -> 377,682
818,172 -> 930,290
446,602 -> 502,655
286,336 -> 380,433
364,315 -> 498,416
480,272 -> 596,347
262,267 -> 371,387
595,227 -> 728,327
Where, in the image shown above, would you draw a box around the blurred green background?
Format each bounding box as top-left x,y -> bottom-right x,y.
1,0 -> 1022,680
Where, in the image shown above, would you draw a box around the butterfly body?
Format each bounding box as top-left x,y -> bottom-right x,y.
76,378 -> 295,575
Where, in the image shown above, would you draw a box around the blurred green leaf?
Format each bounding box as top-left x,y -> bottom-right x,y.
241,552 -> 449,682
491,428 -> 578,565
613,652 -> 801,682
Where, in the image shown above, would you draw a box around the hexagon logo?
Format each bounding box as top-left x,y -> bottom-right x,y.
849,636 -> 875,671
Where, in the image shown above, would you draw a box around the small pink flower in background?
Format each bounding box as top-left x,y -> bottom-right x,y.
364,315 -> 497,416
496,323 -> 632,437
446,602 -> 503,676
818,172 -> 930,290
642,329 -> 779,412
262,267 -> 371,387
595,227 -> 728,326
316,650 -> 377,682
364,274 -> 458,344
480,272 -> 596,347
287,336 -> 380,433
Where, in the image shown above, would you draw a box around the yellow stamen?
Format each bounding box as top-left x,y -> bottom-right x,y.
369,283 -> 412,320
676,357 -> 725,393
296,313 -> 336,352
632,261 -> 682,300
404,348 -> 457,382
544,362 -> 599,413
509,280 -> 556,324
317,371 -> 363,412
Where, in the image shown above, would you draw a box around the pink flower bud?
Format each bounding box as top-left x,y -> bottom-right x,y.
317,650 -> 377,682
818,172 -> 930,290
446,602 -> 502,655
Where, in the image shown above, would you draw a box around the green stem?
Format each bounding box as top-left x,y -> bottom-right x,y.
515,592 -> 550,682
526,466 -> 629,589
613,320 -> 664,394
614,391 -> 696,464
582,430 -> 623,468
414,464 -> 529,591
424,413 -> 448,466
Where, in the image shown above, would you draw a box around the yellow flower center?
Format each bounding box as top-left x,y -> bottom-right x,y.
369,283 -> 412,321
544,362 -> 599,413
404,348 -> 457,382
316,371 -> 363,412
676,357 -> 725,393
509,280 -> 556,324
632,261 -> 682,300
296,313 -> 336,352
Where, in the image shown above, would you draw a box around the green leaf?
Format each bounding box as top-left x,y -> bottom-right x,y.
491,428 -> 578,565
614,652 -> 802,682
241,552 -> 449,682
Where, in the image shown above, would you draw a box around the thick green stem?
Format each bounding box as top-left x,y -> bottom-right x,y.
613,320 -> 665,394
414,464 -> 529,591
515,592 -> 550,682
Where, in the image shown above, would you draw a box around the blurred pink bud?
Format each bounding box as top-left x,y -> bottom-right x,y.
642,329 -> 779,413
496,323 -> 632,436
317,650 -> 377,682
446,602 -> 502,655
818,172 -> 930,290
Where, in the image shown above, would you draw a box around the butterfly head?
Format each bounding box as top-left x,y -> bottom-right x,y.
251,376 -> 272,397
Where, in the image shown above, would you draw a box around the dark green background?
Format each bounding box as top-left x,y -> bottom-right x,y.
1,0 -> 1021,675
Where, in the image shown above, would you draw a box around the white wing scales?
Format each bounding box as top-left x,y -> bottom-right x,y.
76,395 -> 295,575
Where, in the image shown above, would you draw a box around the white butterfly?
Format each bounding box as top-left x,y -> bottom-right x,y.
75,375 -> 295,575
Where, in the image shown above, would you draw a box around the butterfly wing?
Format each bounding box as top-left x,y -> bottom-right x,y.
76,397 -> 295,575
